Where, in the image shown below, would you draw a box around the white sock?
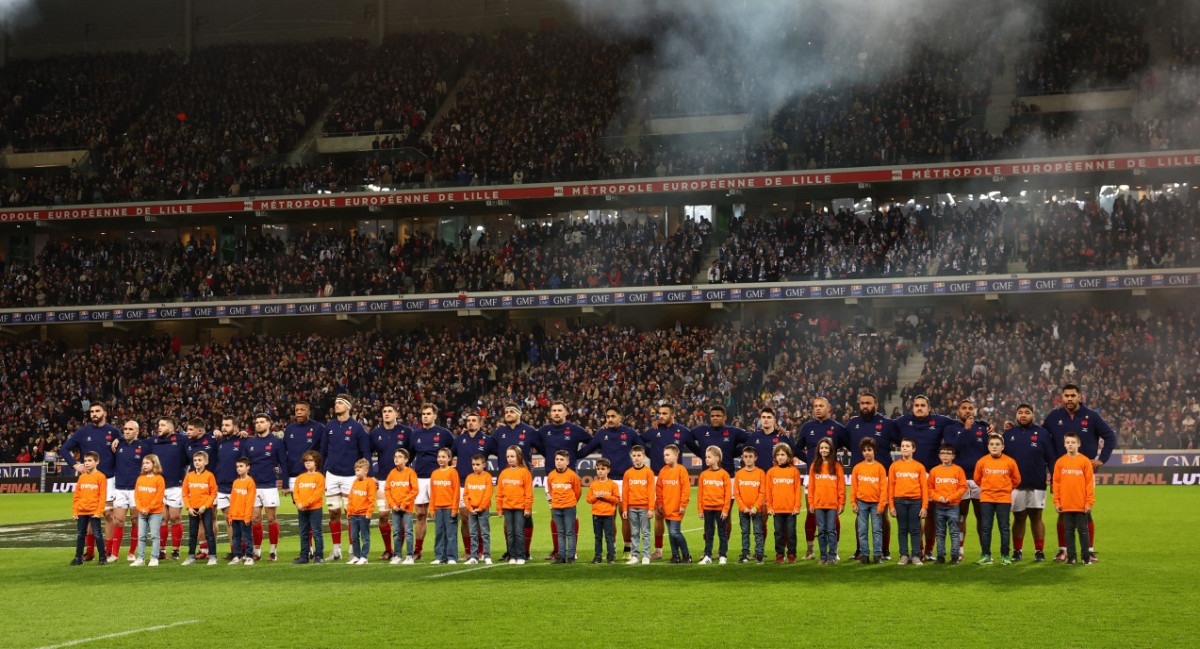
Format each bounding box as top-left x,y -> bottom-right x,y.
270,543 -> 277,554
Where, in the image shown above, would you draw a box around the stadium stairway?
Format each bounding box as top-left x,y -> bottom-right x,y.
422,64 -> 478,141
983,60 -> 1020,136
890,341 -> 926,414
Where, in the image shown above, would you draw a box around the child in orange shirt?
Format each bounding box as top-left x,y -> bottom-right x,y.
928,444 -> 967,564
1053,432 -> 1096,565
656,445 -> 691,563
807,438 -> 845,564
497,446 -> 533,564
132,454 -> 165,567
228,458 -> 256,564
734,446 -> 767,564
182,451 -> 218,566
974,434 -> 1021,565
697,447 -> 731,565
71,452 -> 108,567
293,450 -> 326,565
385,449 -> 418,564
765,443 -> 802,563
587,459 -> 621,564
347,458 -> 378,565
851,438 -> 888,564
622,445 -> 656,565
547,450 -> 582,564
464,454 -> 495,564
888,438 -> 929,565
430,448 -> 461,564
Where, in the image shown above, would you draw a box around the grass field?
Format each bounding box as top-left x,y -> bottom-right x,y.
1,486 -> 1196,649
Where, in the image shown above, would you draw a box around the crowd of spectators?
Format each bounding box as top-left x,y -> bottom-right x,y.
1016,0 -> 1150,95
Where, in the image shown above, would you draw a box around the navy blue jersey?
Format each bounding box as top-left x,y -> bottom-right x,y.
893,413 -> 954,469
410,426 -> 454,479
454,432 -> 498,481
493,423 -> 538,468
741,430 -> 792,471
579,425 -> 639,477
371,424 -> 413,480
691,424 -> 748,476
151,433 -> 191,488
60,423 -> 120,476
283,420 -> 326,480
797,419 -> 848,466
1004,423 -> 1055,490
640,423 -> 698,473
845,414 -> 900,469
323,417 -> 370,477
535,422 -> 591,471
1042,406 -> 1117,463
214,435 -> 248,492
186,433 -> 217,466
944,420 -> 991,479
113,438 -> 150,490
242,434 -> 285,488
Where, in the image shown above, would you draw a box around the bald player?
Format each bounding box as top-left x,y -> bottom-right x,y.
797,397 -> 848,560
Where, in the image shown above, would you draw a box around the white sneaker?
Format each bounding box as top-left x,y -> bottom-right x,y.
106,554 -> 118,563
698,556 -> 713,565
130,559 -> 145,567
718,556 -> 728,565
181,557 -> 195,566
430,559 -> 444,565
484,558 -> 493,565
466,557 -> 478,565
389,557 -> 402,565
228,557 -> 242,565
207,557 -> 218,566
641,557 -> 651,565
148,558 -> 159,567
357,557 -> 368,565
346,557 -> 358,565
509,559 -> 518,565
626,557 -> 639,565
447,559 -> 457,565
402,556 -> 414,565
244,558 -> 254,566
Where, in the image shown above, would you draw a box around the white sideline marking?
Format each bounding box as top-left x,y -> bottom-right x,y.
33,620 -> 200,649
424,563 -> 504,578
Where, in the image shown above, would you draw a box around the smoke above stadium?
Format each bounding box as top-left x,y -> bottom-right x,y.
0,0 -> 37,30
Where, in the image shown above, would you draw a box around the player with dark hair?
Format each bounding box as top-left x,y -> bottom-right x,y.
894,395 -> 954,560
534,401 -> 592,561
845,392 -> 898,560
370,403 -> 410,561
410,402 -> 453,560
640,402 -> 699,559
797,397 -> 847,560
578,404 -> 640,559
59,403 -> 119,561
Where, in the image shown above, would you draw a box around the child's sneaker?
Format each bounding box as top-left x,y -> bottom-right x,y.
447,559 -> 457,565
390,556 -> 402,565
313,556 -> 324,564
935,555 -> 946,564
882,553 -> 892,561
910,556 -> 922,566
774,554 -> 784,564
149,558 -> 159,567
668,556 -> 681,564
181,556 -> 196,566
1066,556 -> 1077,565
975,555 -> 993,565
1081,558 -> 1092,565
485,558 -> 493,565
718,556 -> 727,565
228,557 -> 242,565
430,559 -> 443,565
130,559 -> 145,567
698,556 -> 712,565
872,556 -> 883,564
207,557 -> 218,566
859,556 -> 870,565
402,556 -> 414,565
516,559 -> 526,565
951,555 -> 963,564
898,555 -> 910,565
680,555 -> 692,564
590,557 -> 602,565
737,555 -> 750,564
243,558 -> 254,566
346,557 -> 359,565
357,557 -> 369,565
627,556 -> 640,565
640,557 -> 650,565
466,557 -> 479,565
786,555 -> 797,564
1000,555 -> 1012,566
97,556 -> 108,566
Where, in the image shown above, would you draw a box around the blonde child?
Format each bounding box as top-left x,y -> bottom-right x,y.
497,446 -> 533,564
131,454 -> 165,567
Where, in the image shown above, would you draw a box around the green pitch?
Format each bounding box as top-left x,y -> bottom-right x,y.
0,486 -> 1195,649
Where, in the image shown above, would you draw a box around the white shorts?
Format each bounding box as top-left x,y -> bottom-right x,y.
105,477 -> 116,506
326,472 -> 355,496
255,487 -> 280,509
964,480 -> 982,501
216,492 -> 231,510
288,477 -> 297,491
1011,489 -> 1047,512
459,486 -> 466,509
112,488 -> 136,510
164,486 -> 184,509
377,482 -> 390,513
613,480 -> 623,499
415,478 -> 431,506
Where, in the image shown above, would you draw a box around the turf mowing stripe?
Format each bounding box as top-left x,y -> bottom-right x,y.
31,619 -> 200,649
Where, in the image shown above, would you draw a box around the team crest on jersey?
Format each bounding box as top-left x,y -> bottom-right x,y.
1031,434 -> 1038,441
875,424 -> 882,430
928,420 -> 934,426
620,434 -> 626,440
674,433 -> 680,438
772,438 -> 779,443
307,432 -> 312,438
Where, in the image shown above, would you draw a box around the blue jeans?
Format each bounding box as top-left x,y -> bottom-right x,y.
298,508 -> 324,560
434,508 -> 458,561
188,509 -> 216,557
137,512 -> 164,560
815,508 -> 839,560
229,519 -> 249,559
934,504 -> 961,559
502,509 -> 526,560
856,501 -> 883,558
75,515 -> 103,560
703,510 -> 729,558
628,508 -> 652,559
551,506 -> 578,559
739,511 -> 765,559
772,513 -> 797,557
894,498 -> 922,557
468,511 -> 491,559
593,515 -> 616,560
979,501 -> 1012,556
666,519 -> 689,559
391,510 -> 414,558
349,514 -> 370,559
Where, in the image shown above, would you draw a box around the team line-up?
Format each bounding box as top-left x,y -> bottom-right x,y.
63,384 -> 1108,568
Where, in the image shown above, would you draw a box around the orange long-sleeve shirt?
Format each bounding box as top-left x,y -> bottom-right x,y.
496,466 -> 533,511
134,473 -> 165,515
1052,454 -> 1095,512
733,466 -> 767,513
850,460 -> 887,511
347,476 -> 378,516
464,471 -> 495,512
656,464 -> 690,520
429,467 -> 460,511
807,463 -> 845,510
546,468 -> 582,509
622,465 -> 656,512
182,469 -> 217,510
293,471 -> 326,511
698,468 -> 731,514
384,467 -> 418,513
73,470 -> 107,517
928,464 -> 968,506
229,476 -> 256,523
765,465 -> 803,514
586,477 -> 621,517
974,454 -> 1021,504
888,459 -> 928,508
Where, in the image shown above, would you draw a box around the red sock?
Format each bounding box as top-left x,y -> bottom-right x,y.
330,520 -> 342,545
523,524 -> 533,555
381,524 -> 393,553
804,512 -> 817,542
1087,520 -> 1094,548
1035,539 -> 1044,551
623,526 -> 632,544
655,534 -> 663,550
85,531 -> 95,556
252,523 -> 263,551
199,540 -> 208,554
1014,537 -> 1024,551
130,524 -> 138,554
462,526 -> 472,555
160,525 -> 168,549
550,520 -> 559,553
416,536 -> 424,554
268,522 -> 279,546
111,525 -> 124,557
171,523 -> 183,550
